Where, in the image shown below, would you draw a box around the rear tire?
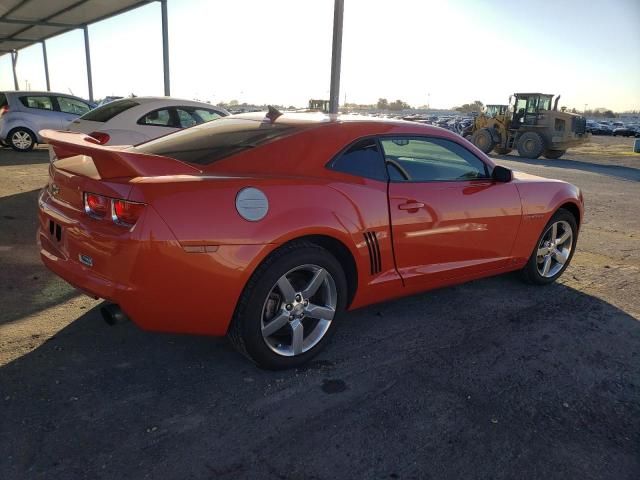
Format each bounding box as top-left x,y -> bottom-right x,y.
493,147 -> 512,155
227,241 -> 347,370
471,129 -> 495,154
8,127 -> 36,152
516,132 -> 545,159
520,209 -> 578,285
543,149 -> 566,159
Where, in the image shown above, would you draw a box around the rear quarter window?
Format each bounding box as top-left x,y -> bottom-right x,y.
133,118 -> 299,165
0,93 -> 7,108
329,138 -> 387,181
20,96 -> 54,110
80,99 -> 139,122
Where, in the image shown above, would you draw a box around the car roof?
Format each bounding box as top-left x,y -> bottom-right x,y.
1,90 -> 85,96
231,111 -> 416,127
118,96 -> 222,105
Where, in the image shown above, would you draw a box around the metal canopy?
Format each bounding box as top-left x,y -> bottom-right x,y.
0,0 -> 153,53
2,0 -> 343,109
0,0 -> 169,100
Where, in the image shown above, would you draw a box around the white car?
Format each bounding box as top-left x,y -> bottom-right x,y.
65,97 -> 229,145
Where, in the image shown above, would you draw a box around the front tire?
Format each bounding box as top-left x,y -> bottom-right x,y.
543,149 -> 566,159
471,128 -> 495,154
520,209 -> 578,285
8,127 -> 36,152
516,132 -> 545,159
228,242 -> 347,369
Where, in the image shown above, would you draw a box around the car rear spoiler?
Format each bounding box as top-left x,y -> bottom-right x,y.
40,129 -> 202,179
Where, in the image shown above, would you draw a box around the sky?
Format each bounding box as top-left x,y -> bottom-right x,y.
1,0 -> 639,111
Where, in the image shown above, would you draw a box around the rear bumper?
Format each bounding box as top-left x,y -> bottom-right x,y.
37,189 -> 271,336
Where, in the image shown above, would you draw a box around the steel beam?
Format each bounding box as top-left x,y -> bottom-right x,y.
0,18 -> 71,27
160,0 -> 170,96
0,37 -> 40,42
11,50 -> 19,90
42,40 -> 50,91
83,25 -> 93,101
329,0 -> 344,114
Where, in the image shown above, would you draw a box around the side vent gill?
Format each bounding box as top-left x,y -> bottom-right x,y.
363,231 -> 382,275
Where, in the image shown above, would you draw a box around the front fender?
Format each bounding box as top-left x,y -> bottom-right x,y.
512,179 -> 583,261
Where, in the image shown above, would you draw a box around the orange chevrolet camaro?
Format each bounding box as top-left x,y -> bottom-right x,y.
38,111 -> 583,369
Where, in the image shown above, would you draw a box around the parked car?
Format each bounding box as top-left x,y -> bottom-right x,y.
589,124 -> 612,135
67,97 -> 229,146
38,112 -> 583,369
612,126 -> 639,137
0,91 -> 95,151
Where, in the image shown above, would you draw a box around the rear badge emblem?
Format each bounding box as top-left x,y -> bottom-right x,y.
79,254 -> 93,267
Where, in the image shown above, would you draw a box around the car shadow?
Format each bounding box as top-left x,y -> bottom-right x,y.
0,189 -> 80,326
491,153 -> 640,182
1,276 -> 638,479
0,147 -> 50,166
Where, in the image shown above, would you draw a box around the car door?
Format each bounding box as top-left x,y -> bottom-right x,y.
380,136 -> 522,288
18,95 -> 63,131
55,96 -> 92,126
136,107 -> 180,141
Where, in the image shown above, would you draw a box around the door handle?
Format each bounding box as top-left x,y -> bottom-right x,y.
398,201 -> 425,211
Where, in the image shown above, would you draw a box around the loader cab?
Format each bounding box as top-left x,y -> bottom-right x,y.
308,99 -> 330,113
510,93 -> 554,128
485,105 -> 508,118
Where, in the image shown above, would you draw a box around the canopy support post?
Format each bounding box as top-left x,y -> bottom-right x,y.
83,25 -> 94,101
328,0 -> 344,114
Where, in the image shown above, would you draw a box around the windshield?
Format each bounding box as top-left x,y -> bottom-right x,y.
133,118 -> 300,165
538,95 -> 553,111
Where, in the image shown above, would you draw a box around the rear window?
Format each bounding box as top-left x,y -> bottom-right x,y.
133,118 -> 299,165
80,99 -> 139,122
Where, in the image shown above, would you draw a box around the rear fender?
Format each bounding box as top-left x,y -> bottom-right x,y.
2,119 -> 39,141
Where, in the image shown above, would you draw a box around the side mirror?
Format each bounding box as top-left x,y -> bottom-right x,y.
492,165 -> 512,182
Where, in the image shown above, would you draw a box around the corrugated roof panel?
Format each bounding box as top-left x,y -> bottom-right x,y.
9,0 -> 76,21
0,0 -> 151,55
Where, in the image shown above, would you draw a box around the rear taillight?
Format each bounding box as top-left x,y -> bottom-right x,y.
112,199 -> 145,226
84,193 -> 109,218
83,193 -> 145,227
88,131 -> 110,144
0,105 -> 8,117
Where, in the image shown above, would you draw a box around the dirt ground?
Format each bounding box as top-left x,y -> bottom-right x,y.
0,135 -> 638,479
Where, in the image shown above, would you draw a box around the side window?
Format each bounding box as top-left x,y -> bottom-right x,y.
379,137 -> 489,182
57,97 -> 91,115
330,138 -> 387,181
190,108 -> 223,124
20,96 -> 53,111
138,108 -> 173,127
176,108 -> 197,128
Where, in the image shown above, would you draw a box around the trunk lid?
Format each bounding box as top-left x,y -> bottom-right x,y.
42,129 -> 203,210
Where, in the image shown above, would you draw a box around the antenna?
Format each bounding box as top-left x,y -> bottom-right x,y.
266,105 -> 283,122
